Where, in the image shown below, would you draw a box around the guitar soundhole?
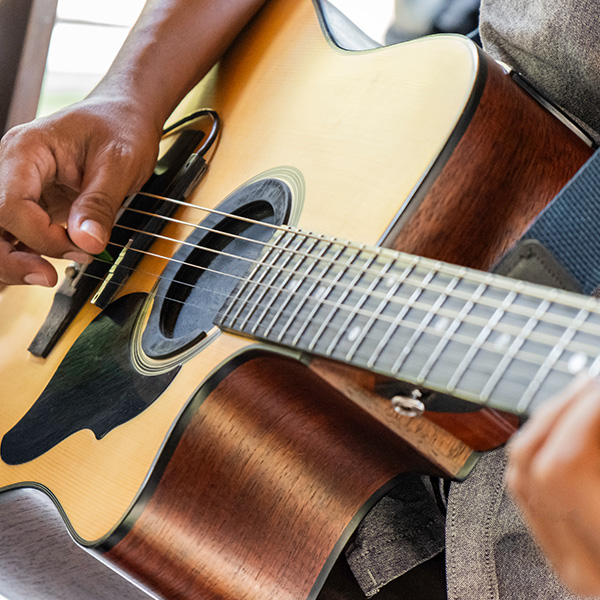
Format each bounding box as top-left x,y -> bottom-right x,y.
141,179 -> 292,359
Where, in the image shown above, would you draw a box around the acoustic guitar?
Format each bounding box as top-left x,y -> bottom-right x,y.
0,0 -> 594,598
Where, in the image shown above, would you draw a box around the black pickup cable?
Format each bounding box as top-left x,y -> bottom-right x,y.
163,109 -> 220,148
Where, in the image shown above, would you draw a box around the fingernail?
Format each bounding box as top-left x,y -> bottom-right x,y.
63,251 -> 92,265
80,219 -> 107,245
24,273 -> 52,287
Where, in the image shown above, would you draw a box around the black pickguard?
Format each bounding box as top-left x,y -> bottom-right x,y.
3,177 -> 293,466
1,294 -> 179,465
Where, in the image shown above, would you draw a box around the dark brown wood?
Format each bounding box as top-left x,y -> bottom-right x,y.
389,54 -> 593,271
310,359 -> 519,464
103,355 -> 442,600
350,52 -> 593,453
309,358 -> 477,477
423,409 -> 519,451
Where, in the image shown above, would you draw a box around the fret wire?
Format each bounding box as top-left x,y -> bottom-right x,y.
388,266 -> 457,375
479,298 -> 552,404
363,262 -> 417,369
386,294 -> 599,357
249,234 -> 320,335
376,258 -> 600,336
211,236 -> 600,375
413,280 -> 487,383
261,237 -> 334,339
263,250 -> 600,346
237,231 -> 303,331
517,307 -> 590,413
321,251 -> 380,355
414,252 -> 565,304
344,257 -> 397,362
227,253 -> 600,358
446,289 -> 517,392
401,281 -> 590,334
364,257 -> 424,368
296,247 -> 363,351
342,254 -> 394,361
218,231 -> 285,328
252,265 -> 600,358
589,352 -> 600,377
274,241 -> 347,344
229,262 -> 589,379
212,248 -> 598,381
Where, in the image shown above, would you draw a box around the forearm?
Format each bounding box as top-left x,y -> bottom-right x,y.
90,0 -> 268,133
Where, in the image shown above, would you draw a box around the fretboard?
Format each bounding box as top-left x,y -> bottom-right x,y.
215,227 -> 600,416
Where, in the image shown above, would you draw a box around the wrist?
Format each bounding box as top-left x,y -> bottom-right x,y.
86,80 -> 169,139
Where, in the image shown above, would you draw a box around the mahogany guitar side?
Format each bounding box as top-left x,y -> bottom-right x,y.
105,355 -> 442,600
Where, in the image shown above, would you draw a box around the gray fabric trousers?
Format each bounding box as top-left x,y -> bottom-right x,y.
347,1 -> 600,597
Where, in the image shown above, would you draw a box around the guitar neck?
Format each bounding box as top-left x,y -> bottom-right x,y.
216,227 -> 600,416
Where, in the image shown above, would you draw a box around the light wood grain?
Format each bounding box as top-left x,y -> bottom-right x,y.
0,0 -> 482,542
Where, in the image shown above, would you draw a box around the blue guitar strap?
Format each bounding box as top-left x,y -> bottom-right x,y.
496,149 -> 600,296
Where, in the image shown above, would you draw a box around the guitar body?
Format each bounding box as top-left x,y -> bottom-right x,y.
0,0 -> 592,598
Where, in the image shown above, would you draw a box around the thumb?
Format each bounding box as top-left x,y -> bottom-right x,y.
67,165 -> 137,255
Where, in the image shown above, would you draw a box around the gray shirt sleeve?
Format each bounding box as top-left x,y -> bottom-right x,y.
480,0 -> 600,141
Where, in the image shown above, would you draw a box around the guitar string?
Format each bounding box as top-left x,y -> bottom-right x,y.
82,255 -> 577,403
99,220 -> 598,351
109,203 -> 600,345
79,234 -> 597,381
133,192 -> 600,315
122,202 -> 578,325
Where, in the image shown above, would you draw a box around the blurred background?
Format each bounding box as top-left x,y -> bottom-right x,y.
2,0 -> 479,131
37,0 -> 397,117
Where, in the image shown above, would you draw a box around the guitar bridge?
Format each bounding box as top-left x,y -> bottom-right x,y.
29,120 -> 214,358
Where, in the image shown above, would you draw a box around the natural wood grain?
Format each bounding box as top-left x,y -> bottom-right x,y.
387,54 -> 593,269
103,355 -> 440,600
310,358 -> 519,466
0,0 -> 485,541
309,358 -> 476,477
423,408 -> 520,452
